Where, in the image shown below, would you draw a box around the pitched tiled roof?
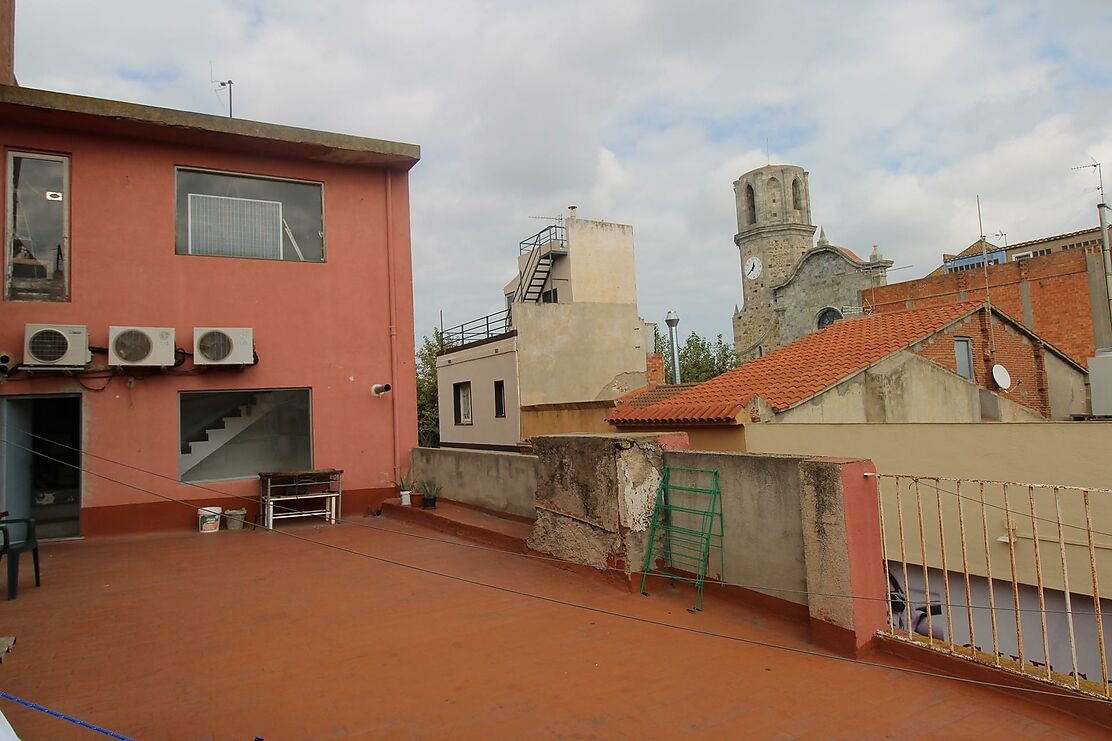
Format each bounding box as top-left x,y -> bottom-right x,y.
608,302 -> 983,425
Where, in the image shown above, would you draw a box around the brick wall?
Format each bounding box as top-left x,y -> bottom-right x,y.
913,310 -> 1049,417
646,353 -> 665,385
868,249 -> 1097,367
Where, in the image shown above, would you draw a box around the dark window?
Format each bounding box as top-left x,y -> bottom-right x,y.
954,338 -> 974,380
453,382 -> 472,425
6,152 -> 69,301
178,388 -> 312,482
494,380 -> 506,418
175,168 -> 324,261
792,178 -> 802,211
817,308 -> 842,329
745,184 -> 756,226
541,288 -> 559,303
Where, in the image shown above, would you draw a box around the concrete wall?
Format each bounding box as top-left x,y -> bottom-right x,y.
514,302 -> 647,405
436,335 -> 520,449
0,115 -> 417,532
410,447 -> 537,518
565,217 -> 637,305
520,400 -> 617,439
1044,348 -> 1089,419
664,450 -> 808,605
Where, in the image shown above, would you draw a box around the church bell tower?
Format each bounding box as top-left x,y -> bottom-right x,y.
731,164 -> 817,360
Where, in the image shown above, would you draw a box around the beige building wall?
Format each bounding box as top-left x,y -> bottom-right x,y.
436,335 -> 520,449
1044,349 -> 1090,419
520,401 -> 618,439
514,301 -> 647,406
564,217 -> 637,305
777,351 -> 1042,423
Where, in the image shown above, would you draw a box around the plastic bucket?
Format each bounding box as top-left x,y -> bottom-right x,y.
198,507 -> 222,533
400,491 -> 412,506
225,508 -> 248,530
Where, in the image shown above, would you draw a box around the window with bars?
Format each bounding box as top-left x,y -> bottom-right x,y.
175,168 -> 324,262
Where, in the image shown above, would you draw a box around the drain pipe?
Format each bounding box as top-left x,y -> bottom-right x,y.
385,172 -> 402,486
665,310 -> 681,384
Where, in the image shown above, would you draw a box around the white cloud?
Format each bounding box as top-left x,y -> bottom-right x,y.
12,0 -> 1112,341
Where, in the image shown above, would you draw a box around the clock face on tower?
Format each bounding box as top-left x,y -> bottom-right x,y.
744,256 -> 763,280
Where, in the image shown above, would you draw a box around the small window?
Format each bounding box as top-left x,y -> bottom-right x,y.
817,307 -> 842,329
494,380 -> 506,418
541,288 -> 559,303
6,152 -> 70,301
954,338 -> 974,380
175,168 -> 324,261
792,178 -> 802,211
179,388 -> 312,482
745,184 -> 757,226
453,382 -> 472,425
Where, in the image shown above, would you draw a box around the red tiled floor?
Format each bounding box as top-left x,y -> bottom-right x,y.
0,518 -> 1104,739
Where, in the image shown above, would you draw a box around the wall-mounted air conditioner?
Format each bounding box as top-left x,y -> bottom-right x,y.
23,324 -> 91,368
193,327 -> 254,365
109,326 -> 176,367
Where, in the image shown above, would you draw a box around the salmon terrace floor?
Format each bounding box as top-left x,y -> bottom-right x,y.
0,514 -> 1106,739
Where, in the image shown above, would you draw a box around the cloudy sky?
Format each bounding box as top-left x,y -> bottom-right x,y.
13,1 -> 1112,342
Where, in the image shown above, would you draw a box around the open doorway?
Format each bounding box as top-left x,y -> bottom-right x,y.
1,395 -> 81,539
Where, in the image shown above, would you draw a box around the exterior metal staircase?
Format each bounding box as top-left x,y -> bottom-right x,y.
179,394 -> 283,477
514,225 -> 567,304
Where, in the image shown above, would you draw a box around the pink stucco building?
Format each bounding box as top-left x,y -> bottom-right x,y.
0,81 -> 420,536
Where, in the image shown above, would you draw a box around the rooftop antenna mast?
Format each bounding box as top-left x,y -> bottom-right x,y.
977,195 -> 997,356
1074,159 -> 1112,334
210,62 -> 234,118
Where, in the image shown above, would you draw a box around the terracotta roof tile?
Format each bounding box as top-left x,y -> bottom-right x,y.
608,302 -> 982,425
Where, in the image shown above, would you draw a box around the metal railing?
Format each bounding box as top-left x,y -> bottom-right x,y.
874,473 -> 1112,699
440,308 -> 511,348
519,224 -> 566,255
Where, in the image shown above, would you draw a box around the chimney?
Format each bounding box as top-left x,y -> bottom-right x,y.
0,0 -> 14,86
567,205 -> 578,220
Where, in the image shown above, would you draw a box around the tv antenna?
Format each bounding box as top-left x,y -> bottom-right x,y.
210,62 -> 234,118
527,214 -> 564,224
992,230 -> 1008,248
977,195 -> 997,356
1072,158 -> 1105,202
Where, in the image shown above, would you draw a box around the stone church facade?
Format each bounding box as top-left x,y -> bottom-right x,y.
731,164 -> 892,360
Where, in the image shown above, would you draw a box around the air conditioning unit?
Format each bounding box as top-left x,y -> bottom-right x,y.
193,327 -> 254,365
23,324 -> 91,368
109,326 -> 176,367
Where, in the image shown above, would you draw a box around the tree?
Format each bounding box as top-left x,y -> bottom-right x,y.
652,326 -> 737,385
415,329 -> 441,448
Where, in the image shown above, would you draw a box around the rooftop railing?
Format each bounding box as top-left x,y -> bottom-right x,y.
519,224 -> 566,255
874,473 -> 1112,699
440,308 -> 511,349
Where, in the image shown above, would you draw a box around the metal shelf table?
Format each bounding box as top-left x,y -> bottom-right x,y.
258,469 -> 343,529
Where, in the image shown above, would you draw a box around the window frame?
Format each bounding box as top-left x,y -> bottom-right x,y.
177,386 -> 314,483
5,150 -> 71,302
453,381 -> 473,426
494,380 -> 506,418
954,337 -> 975,381
173,165 -> 327,263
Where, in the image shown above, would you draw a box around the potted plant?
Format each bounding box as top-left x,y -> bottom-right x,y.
421,480 -> 440,510
398,473 -> 417,507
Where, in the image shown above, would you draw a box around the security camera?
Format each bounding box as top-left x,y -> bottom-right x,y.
371,383 -> 392,397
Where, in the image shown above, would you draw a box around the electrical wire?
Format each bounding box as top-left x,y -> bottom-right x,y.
2,430 -> 1104,617
2,436 -> 1111,705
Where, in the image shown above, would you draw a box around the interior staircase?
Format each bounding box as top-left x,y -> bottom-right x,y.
179,394 -> 283,477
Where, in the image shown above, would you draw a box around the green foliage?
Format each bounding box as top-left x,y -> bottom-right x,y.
416,329 -> 442,448
398,472 -> 417,491
654,326 -> 738,385
421,480 -> 441,499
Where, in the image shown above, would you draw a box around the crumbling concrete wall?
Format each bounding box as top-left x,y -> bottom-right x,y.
526,433 -> 688,572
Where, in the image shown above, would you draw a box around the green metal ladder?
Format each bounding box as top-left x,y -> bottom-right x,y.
639,465 -> 723,612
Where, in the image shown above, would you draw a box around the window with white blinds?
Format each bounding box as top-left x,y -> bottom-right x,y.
175,168 -> 324,262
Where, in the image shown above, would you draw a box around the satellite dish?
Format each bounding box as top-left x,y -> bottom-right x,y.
992,364 -> 1012,390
